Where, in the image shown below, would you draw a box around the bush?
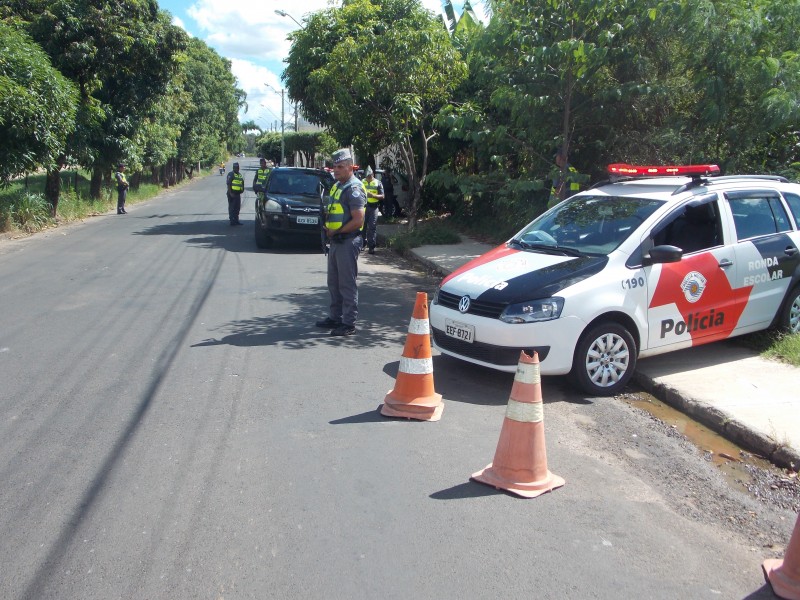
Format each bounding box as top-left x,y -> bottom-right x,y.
10,192 -> 52,232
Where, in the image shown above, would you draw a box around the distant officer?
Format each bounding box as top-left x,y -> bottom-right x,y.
315,148 -> 366,336
253,157 -> 272,198
226,162 -> 245,225
548,149 -> 581,209
362,166 -> 384,254
115,163 -> 129,214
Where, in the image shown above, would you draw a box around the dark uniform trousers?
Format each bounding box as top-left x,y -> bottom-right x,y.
327,234 -> 361,327
227,192 -> 242,223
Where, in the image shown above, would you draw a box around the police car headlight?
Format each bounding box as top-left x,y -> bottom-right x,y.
265,199 -> 283,213
500,297 -> 564,324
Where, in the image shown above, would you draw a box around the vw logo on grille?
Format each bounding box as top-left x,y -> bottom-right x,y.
458,295 -> 471,313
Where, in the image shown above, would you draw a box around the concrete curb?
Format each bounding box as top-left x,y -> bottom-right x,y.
634,372 -> 800,470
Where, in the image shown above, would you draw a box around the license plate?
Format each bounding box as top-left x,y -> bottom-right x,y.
445,319 -> 474,343
296,216 -> 318,225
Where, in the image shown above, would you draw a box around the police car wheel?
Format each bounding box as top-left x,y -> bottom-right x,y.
572,322 -> 637,397
779,284 -> 800,334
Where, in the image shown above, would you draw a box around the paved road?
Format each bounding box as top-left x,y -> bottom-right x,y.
0,163 -> 792,599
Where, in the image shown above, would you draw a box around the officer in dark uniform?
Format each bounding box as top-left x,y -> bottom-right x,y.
226,162 -> 245,225
315,149 -> 366,336
115,163 -> 129,214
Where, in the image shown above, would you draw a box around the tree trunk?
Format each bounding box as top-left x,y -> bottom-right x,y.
90,167 -> 103,200
44,157 -> 65,218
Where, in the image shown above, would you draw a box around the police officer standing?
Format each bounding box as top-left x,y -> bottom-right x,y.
548,149 -> 581,209
253,157 -> 271,199
115,163 -> 129,214
315,149 -> 366,336
226,162 -> 245,225
362,166 -> 384,254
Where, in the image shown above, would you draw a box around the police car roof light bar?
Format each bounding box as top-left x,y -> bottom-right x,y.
607,163 -> 721,177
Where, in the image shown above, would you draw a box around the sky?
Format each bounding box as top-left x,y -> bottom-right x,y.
156,0 -> 486,131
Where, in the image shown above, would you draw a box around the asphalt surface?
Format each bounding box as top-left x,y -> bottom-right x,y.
378,225 -> 800,470
0,163 -> 795,599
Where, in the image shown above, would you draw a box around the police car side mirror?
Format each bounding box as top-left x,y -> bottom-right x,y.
644,244 -> 683,265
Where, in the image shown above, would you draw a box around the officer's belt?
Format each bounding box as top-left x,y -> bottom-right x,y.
331,231 -> 361,242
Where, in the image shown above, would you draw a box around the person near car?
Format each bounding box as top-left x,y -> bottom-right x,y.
253,158 -> 271,198
362,166 -> 384,254
548,148 -> 581,208
226,162 -> 245,225
316,149 -> 366,336
382,166 -> 402,218
115,163 -> 129,214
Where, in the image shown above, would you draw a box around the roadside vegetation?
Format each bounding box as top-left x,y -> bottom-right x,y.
0,170 -> 201,236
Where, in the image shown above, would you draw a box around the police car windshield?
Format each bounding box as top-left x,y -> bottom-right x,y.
514,195 -> 664,256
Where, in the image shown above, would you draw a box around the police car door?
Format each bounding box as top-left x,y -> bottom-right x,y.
645,196 -> 743,350
725,190 -> 800,330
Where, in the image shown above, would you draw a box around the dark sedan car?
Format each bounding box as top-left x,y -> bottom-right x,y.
254,167 -> 334,248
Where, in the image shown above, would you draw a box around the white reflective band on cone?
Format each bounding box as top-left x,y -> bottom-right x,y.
399,356 -> 433,375
505,398 -> 543,423
407,317 -> 430,335
515,361 -> 541,384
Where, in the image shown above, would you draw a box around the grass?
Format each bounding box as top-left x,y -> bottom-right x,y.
0,169 -> 206,236
736,329 -> 800,367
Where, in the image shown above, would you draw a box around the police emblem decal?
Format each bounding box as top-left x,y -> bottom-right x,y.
680,271 -> 707,303
458,295 -> 471,313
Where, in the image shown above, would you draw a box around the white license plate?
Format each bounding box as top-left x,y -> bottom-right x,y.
445,319 -> 474,343
296,216 -> 318,225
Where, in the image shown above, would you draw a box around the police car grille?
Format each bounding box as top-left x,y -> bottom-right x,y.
431,327 -> 549,366
288,206 -> 320,214
437,290 -> 505,319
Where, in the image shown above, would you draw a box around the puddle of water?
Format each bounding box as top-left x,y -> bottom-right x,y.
619,391 -> 777,492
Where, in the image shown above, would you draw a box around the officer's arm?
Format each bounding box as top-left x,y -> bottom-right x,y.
375,183 -> 384,200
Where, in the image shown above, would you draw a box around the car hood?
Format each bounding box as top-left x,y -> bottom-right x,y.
440,244 -> 608,302
267,193 -> 321,208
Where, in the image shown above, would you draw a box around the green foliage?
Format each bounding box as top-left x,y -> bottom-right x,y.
177,38 -> 244,167
3,191 -> 53,232
284,131 -> 337,167
0,23 -> 78,183
257,132 -> 283,165
283,0 -> 468,227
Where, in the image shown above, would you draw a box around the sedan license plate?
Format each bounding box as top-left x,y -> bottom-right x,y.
445,319 -> 474,343
296,216 -> 318,225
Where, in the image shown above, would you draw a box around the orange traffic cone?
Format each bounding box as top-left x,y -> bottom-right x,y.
381,291 -> 444,421
763,513 -> 800,599
471,350 -> 564,498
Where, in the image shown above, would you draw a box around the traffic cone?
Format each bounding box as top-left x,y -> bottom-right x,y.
763,513 -> 800,599
381,291 -> 444,421
471,350 -> 564,498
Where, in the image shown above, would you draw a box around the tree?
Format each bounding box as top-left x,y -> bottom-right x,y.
284,131 -> 337,167
176,38 -> 245,176
9,0 -> 187,207
0,23 -> 77,187
283,0 -> 467,228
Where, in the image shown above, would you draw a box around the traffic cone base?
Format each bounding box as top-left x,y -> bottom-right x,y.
472,462 -> 565,499
380,291 -> 444,422
381,392 -> 444,421
763,513 -> 800,599
763,559 -> 800,600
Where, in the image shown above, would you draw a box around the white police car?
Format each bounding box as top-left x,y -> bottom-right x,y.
430,164 -> 800,396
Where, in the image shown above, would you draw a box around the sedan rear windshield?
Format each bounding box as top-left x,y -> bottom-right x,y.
511,195 -> 665,256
